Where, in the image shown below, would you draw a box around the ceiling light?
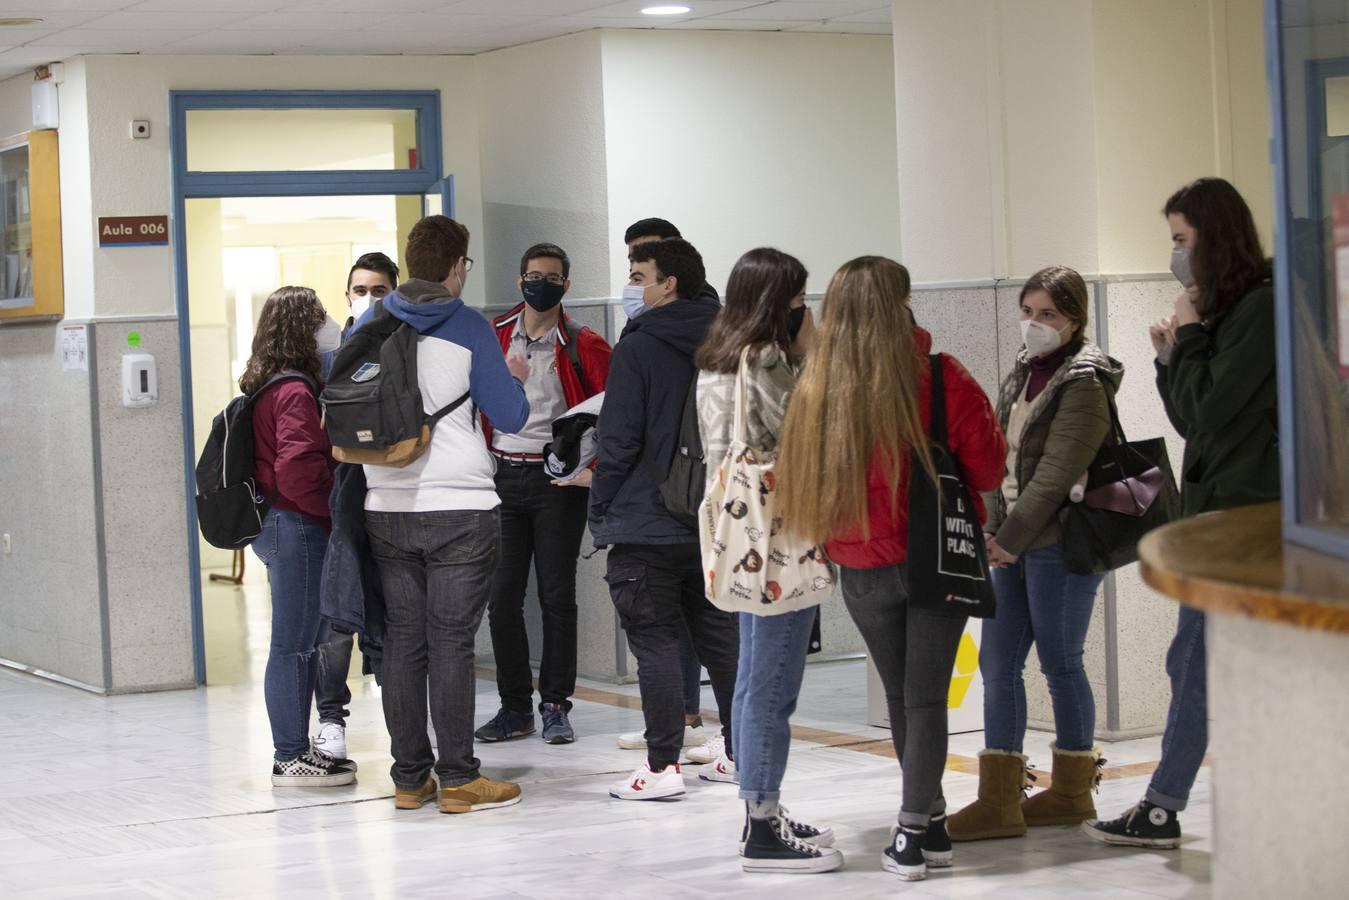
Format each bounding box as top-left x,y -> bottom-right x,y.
641,6 -> 692,15
0,18 -> 43,26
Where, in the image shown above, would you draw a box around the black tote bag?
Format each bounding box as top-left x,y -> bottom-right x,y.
907,355 -> 998,619
1057,379 -> 1180,575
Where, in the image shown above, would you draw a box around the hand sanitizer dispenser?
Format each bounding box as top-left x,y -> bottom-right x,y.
122,354 -> 157,408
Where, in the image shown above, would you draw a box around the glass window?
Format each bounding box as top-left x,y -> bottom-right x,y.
186,108 -> 420,172
1274,0 -> 1349,547
0,144 -> 32,307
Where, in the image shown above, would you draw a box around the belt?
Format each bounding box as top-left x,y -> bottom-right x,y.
492,450 -> 547,466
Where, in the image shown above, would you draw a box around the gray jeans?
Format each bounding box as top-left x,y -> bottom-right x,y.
366,508 -> 499,789
315,623 -> 354,725
840,563 -> 967,827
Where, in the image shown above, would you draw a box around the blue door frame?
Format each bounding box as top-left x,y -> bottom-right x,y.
170,90 -> 452,684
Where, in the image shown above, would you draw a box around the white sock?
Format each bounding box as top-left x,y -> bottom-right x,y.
747,799 -> 780,821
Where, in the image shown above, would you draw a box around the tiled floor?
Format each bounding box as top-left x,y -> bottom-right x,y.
0,644 -> 1212,899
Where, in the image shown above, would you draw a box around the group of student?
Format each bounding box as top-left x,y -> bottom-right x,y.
240,175 -> 1279,880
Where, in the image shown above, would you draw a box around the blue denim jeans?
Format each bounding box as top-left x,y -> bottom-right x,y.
732,607 -> 816,804
1146,606 -> 1207,811
982,543 -> 1104,753
255,509 -> 329,761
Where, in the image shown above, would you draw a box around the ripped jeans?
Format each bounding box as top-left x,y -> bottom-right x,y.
255,508 -> 330,760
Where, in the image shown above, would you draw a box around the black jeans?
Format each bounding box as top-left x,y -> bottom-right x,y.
606,543 -> 739,770
840,563 -> 968,828
488,463 -> 590,714
366,508 -> 499,789
315,621 -> 354,725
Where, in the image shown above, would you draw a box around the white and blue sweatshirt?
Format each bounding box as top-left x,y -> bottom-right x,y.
356,280 -> 529,513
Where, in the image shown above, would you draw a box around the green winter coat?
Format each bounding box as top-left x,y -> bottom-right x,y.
984,342 -> 1124,556
1157,280 -> 1280,517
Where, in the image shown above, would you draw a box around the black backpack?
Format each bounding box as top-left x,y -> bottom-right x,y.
321,300 -> 471,467
195,372 -> 317,550
660,378 -> 705,528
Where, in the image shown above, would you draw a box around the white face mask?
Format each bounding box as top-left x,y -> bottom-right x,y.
622,283 -> 651,320
349,295 -> 371,320
315,314 -> 342,353
1020,318 -> 1067,359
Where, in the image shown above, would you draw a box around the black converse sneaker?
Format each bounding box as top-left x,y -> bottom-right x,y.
922,814 -> 953,868
883,825 -> 928,881
741,814 -> 845,874
739,805 -> 836,853
272,747 -> 357,787
1081,800 -> 1181,849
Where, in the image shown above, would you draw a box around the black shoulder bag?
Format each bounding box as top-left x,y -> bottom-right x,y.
1057,378 -> 1180,575
907,355 -> 998,618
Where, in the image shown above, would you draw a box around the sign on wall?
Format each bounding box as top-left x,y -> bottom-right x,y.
99,215 -> 169,248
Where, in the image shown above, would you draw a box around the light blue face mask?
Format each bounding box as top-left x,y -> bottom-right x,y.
622,282 -> 651,320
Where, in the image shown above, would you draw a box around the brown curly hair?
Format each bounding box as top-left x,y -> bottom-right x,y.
239,286 -> 326,395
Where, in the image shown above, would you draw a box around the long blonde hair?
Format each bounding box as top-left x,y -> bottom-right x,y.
777,256 -> 935,543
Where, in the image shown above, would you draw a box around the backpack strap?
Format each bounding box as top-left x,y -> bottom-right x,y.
561,317 -> 589,394
254,370 -> 319,404
426,390 -> 473,429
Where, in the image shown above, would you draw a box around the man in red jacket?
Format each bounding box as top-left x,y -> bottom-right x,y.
475,243 -> 612,745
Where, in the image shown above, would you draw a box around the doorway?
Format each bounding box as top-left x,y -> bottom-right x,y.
171,91 -> 449,685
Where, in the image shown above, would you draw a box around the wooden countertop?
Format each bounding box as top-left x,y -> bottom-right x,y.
1139,503 -> 1349,633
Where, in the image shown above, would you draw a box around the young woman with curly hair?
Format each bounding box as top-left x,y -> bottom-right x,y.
242,286 -> 351,787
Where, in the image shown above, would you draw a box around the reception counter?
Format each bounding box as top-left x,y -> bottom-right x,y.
1138,503 -> 1349,898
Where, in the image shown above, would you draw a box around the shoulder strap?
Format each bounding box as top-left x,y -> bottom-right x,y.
562,317 -> 587,393
677,377 -> 703,460
426,390 -> 474,429
928,354 -> 948,445
252,370 -> 318,405
1089,370 -> 1127,447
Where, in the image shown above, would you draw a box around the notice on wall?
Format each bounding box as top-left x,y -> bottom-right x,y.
1334,195 -> 1349,378
61,324 -> 88,372
98,215 -> 169,247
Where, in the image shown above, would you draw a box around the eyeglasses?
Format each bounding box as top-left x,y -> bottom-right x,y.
463,257 -> 475,273
522,273 -> 566,286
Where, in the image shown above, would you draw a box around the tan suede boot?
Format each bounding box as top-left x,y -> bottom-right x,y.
947,750 -> 1030,841
1022,743 -> 1104,826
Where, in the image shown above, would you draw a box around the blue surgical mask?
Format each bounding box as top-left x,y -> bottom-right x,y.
622,283 -> 649,321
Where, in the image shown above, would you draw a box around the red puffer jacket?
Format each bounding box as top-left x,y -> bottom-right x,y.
825,329 -> 1006,569
252,379 -> 335,531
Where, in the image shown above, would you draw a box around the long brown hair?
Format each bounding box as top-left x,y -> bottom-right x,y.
777,256 -> 935,543
239,286 -> 325,395
696,247 -> 807,373
1164,177 -> 1270,321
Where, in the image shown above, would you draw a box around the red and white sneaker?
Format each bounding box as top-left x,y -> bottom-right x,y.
698,751 -> 738,784
609,762 -> 686,801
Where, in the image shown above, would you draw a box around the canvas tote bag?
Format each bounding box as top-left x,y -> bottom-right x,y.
699,349 -> 835,615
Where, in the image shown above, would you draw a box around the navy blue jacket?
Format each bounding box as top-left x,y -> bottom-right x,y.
589,289 -> 721,547
319,456 -> 386,679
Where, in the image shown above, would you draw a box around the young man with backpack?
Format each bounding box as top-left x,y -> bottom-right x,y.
590,238 -> 740,801
475,243 -> 612,746
349,215 -> 531,814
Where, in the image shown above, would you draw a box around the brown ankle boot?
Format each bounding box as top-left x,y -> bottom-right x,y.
1022,743 -> 1104,826
948,750 -> 1029,841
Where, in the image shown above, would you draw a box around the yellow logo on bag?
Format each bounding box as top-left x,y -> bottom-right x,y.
948,633 -> 979,709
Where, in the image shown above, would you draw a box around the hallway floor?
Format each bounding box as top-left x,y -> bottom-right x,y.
0,653 -> 1210,899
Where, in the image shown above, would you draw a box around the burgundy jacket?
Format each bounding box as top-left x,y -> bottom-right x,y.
252,379 -> 335,530
826,329 -> 1007,569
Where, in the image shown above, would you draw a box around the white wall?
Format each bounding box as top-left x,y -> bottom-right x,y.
477,31 -> 612,306
601,30 -> 901,295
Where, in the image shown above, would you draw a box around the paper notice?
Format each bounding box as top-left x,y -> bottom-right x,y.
61,324 -> 88,372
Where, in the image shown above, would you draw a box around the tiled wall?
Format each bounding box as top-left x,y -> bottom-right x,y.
0,321 -> 105,689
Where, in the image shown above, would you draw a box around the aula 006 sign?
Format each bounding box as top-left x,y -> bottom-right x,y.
99,216 -> 169,247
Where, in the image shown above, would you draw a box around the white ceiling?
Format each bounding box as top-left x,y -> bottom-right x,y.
0,0 -> 893,81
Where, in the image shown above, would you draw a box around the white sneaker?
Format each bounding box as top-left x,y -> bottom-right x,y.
685,733 -> 724,765
608,762 -> 686,801
616,724 -> 708,751
313,721 -> 347,761
698,751 -> 738,784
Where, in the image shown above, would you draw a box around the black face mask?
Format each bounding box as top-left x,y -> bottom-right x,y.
788,305 -> 807,342
522,279 -> 566,312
